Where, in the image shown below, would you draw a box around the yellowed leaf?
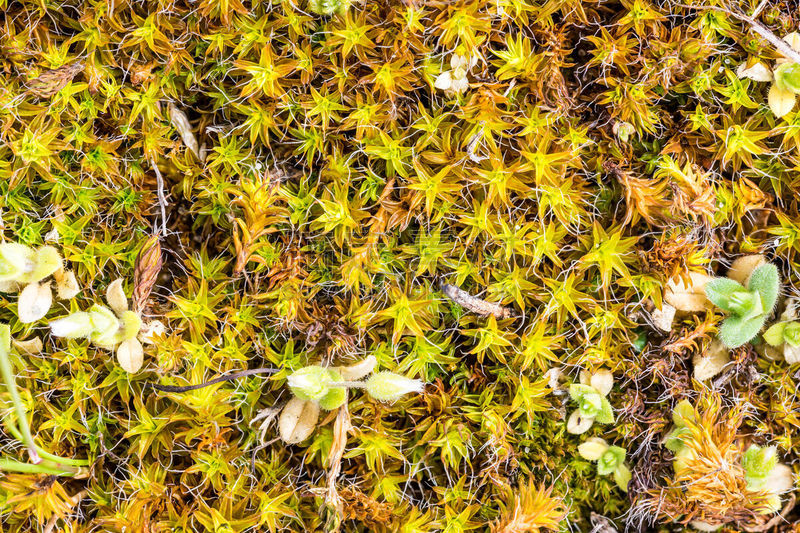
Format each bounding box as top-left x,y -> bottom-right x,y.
278,397 -> 320,444
769,83 -> 796,118
727,254 -> 766,286
664,272 -> 713,312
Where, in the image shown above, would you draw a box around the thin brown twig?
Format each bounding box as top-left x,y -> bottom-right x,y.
750,0 -> 769,19
150,368 -> 278,392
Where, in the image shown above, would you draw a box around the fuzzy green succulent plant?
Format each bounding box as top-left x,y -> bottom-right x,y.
577,437 -> 631,492
704,263 -> 780,348
567,370 -> 615,434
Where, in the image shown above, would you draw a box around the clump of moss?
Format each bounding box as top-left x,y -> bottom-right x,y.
2,0 -> 800,530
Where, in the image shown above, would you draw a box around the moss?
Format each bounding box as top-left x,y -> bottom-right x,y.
1,0 -> 800,531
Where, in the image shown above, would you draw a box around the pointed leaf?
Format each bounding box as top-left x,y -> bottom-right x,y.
747,263 -> 780,313
594,397 -> 615,424
704,278 -> 746,312
718,315 -> 765,348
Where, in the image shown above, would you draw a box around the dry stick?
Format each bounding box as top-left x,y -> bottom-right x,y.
750,0 -> 769,19
150,368 -> 278,393
150,157 -> 168,236
440,282 -> 513,319
679,3 -> 800,65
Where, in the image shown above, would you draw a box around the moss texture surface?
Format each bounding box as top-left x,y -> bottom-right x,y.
2,0 -> 800,531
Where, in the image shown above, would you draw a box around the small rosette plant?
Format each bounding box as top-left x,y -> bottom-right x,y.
742,445 -> 794,513
0,242 -> 79,323
577,437 -> 631,492
664,399 -> 696,473
704,263 -> 780,348
278,356 -> 423,444
567,369 -> 614,434
764,319 -> 800,363
49,279 -> 144,373
434,54 -> 478,94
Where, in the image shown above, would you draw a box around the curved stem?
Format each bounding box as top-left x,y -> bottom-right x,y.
0,325 -> 40,464
0,457 -> 80,476
3,423 -> 89,466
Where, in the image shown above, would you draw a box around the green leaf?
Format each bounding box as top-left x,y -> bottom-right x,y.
672,400 -> 695,427
742,445 -> 778,488
704,278 -> 746,312
597,446 -> 625,475
718,315 -> 765,348
568,383 -> 596,402
785,322 -> 800,347
764,322 -> 788,346
775,62 -> 800,94
747,263 -> 780,313
614,464 -> 631,492
318,387 -> 347,410
594,397 -> 615,424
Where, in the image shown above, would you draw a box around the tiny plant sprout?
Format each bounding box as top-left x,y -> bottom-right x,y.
704,263 -> 780,348
278,357 -> 422,444
738,32 -> 800,117
577,437 -> 631,492
741,445 -> 794,513
49,278 -> 145,373
612,121 -> 636,143
764,320 -> 800,363
434,54 -> 478,94
567,369 -> 614,434
0,243 -> 79,324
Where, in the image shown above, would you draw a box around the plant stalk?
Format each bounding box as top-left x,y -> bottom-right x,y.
0,325 -> 40,464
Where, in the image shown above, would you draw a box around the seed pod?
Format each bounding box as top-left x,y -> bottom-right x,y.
25,62 -> 85,98
13,336 -> 43,355
139,320 -> 166,344
117,338 -> 144,373
169,104 -> 201,160
106,278 -> 129,315
440,282 -> 513,319
133,236 -> 162,313
364,371 -> 424,402
17,282 -> 52,323
650,302 -> 676,332
278,397 -> 320,444
693,340 -> 730,381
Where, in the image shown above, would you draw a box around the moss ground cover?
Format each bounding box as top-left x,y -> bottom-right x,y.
2,0 -> 800,531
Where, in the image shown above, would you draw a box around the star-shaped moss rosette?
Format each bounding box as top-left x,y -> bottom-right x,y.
48,279 -> 145,373
704,263 -> 780,348
577,437 -> 631,492
567,369 -> 614,435
0,242 -> 79,324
